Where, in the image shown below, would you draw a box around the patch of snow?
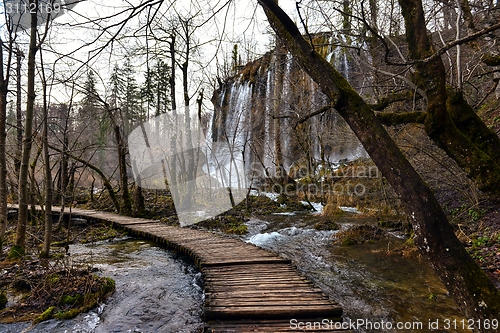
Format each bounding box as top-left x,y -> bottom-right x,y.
272,211 -> 297,216
339,206 -> 361,214
249,190 -> 279,202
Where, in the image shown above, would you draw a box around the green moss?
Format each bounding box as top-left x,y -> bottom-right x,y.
33,306 -> 55,324
50,240 -> 70,248
47,274 -> 60,285
53,277 -> 115,320
227,224 -> 248,235
59,294 -> 84,306
102,277 -> 115,293
7,245 -> 25,260
53,308 -> 81,320
341,237 -> 357,246
80,224 -> 123,244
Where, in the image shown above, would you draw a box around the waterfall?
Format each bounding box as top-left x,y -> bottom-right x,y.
263,69 -> 274,174
211,44 -> 369,183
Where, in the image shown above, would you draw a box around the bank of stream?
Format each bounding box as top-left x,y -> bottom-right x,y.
0,238 -> 204,333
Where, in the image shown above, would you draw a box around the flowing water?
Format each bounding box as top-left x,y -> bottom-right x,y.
0,238 -> 204,333
244,211 -> 468,333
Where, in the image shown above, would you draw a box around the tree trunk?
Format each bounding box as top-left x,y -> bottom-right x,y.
257,0 -> 500,326
0,42 -> 8,254
40,52 -> 52,258
11,2 -> 38,258
181,56 -> 195,208
446,89 -> 500,164
168,35 -> 180,197
106,104 -> 131,215
15,49 -> 23,179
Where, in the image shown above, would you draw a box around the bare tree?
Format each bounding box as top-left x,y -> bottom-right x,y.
39,46 -> 53,258
11,0 -> 40,257
11,0 -> 53,257
0,33 -> 15,255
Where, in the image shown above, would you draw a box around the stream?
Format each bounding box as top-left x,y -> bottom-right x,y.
1,208 -> 469,333
0,238 -> 204,333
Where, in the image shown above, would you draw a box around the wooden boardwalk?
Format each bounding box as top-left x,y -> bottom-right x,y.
10,206 -> 351,332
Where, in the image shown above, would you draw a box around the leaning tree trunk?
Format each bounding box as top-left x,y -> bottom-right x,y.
257,0 -> 500,327
12,3 -> 38,258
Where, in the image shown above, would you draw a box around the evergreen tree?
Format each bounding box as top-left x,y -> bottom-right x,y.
141,59 -> 171,118
122,59 -> 141,129
108,64 -> 125,110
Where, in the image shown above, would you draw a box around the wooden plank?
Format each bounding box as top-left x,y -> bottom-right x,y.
203,264 -> 297,273
204,278 -> 310,286
204,305 -> 343,320
205,291 -> 330,299
205,270 -> 301,277
115,219 -> 160,225
205,320 -> 352,333
204,284 -> 322,293
203,274 -> 307,281
207,299 -> 335,307
194,251 -> 282,260
206,293 -> 330,300
201,258 -> 291,267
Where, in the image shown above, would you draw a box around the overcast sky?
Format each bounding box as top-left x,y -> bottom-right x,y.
0,0 -> 303,106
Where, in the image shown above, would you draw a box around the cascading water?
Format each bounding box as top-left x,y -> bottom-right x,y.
211,43 -> 369,183
263,69 -> 274,173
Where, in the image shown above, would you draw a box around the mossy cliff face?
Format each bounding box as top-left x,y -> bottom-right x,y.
211,37 -> 371,180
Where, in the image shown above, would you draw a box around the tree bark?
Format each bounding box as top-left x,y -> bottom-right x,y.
12,2 -> 38,257
168,34 -> 180,196
56,104 -> 71,231
40,52 -> 52,258
14,49 -> 23,180
257,0 -> 500,325
106,104 -> 131,215
0,41 -> 8,254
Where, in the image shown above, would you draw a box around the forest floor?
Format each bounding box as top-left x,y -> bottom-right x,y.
0,220 -> 121,324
